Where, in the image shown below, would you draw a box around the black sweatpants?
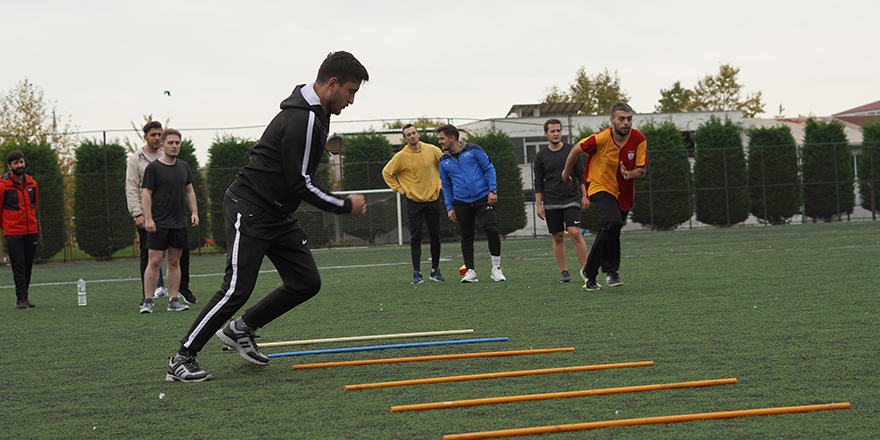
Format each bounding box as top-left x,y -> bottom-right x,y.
583,191 -> 627,279
138,226 -> 191,299
179,193 -> 320,355
6,233 -> 37,301
407,198 -> 442,272
453,196 -> 500,270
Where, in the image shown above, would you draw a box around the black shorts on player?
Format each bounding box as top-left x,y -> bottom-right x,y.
146,227 -> 190,251
544,206 -> 582,234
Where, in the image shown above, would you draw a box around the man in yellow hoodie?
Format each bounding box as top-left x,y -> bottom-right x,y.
383,124 -> 445,283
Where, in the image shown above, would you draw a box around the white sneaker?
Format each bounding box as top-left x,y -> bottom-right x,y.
490,267 -> 506,282
461,269 -> 479,283
154,286 -> 169,298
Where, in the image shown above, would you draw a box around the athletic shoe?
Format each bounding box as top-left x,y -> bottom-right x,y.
179,289 -> 197,304
490,267 -> 506,282
154,286 -> 169,298
411,271 -> 424,284
461,269 -> 479,283
606,272 -> 624,287
139,298 -> 154,314
25,299 -> 35,308
429,268 -> 446,282
166,354 -> 214,382
216,319 -> 269,366
15,299 -> 28,309
579,265 -> 589,284
560,270 -> 572,283
585,279 -> 601,291
167,298 -> 190,312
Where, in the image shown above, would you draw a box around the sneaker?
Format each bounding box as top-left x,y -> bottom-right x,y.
429,268 -> 446,282
139,298 -> 154,314
25,299 -> 35,308
154,286 -> 169,298
579,265 -> 589,284
179,289 -> 197,304
585,279 -> 601,291
490,267 -> 506,282
167,298 -> 190,312
560,270 -> 572,283
461,269 -> 479,283
606,272 -> 624,287
166,354 -> 214,382
15,299 -> 28,309
411,270 -> 424,284
216,319 -> 269,365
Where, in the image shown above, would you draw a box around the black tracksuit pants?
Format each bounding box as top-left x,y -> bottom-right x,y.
583,191 -> 627,280
407,198 -> 442,272
179,193 -> 320,355
453,196 -> 500,270
6,233 -> 37,301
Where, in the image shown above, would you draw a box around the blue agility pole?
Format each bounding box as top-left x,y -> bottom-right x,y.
267,338 -> 508,358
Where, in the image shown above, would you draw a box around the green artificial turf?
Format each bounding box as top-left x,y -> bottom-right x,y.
2,222 -> 876,439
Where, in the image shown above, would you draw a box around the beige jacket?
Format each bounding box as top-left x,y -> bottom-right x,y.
125,148 -> 162,218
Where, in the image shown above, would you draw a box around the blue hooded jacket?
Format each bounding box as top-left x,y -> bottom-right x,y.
438,143 -> 497,211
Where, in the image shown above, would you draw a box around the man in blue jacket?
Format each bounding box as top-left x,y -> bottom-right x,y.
437,125 -> 505,283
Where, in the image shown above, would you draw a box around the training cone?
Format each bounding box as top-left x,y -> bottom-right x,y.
459,265 -> 467,275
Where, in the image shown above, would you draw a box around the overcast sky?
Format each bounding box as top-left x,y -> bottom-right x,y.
2,0 -> 878,163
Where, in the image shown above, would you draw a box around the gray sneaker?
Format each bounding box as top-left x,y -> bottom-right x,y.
216,319 -> 269,365
167,298 -> 190,312
606,272 -> 624,287
139,298 -> 154,314
560,270 -> 572,283
166,354 -> 213,382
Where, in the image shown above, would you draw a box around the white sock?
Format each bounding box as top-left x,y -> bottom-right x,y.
491,256 -> 501,269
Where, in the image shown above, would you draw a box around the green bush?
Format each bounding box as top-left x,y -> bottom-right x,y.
858,120 -> 880,214
341,131 -> 395,243
747,125 -> 800,224
74,139 -> 129,259
207,135 -> 254,250
465,130 -> 527,235
802,118 -> 853,221
177,139 -> 209,250
0,140 -> 65,260
631,120 -> 692,230
693,116 -> 749,226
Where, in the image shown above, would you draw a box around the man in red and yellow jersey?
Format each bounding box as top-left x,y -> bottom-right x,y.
562,103 -> 646,291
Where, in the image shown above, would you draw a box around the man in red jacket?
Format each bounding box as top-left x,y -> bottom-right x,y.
0,150 -> 39,308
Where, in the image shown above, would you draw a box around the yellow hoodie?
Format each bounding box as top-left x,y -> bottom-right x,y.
382,141 -> 442,202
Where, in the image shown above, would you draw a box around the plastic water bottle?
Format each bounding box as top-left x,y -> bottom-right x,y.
77,278 -> 87,306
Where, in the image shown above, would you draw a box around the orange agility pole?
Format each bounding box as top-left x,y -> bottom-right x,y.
390,378 -> 736,412
442,402 -> 851,440
344,361 -> 653,391
222,329 -> 474,351
292,348 -> 575,370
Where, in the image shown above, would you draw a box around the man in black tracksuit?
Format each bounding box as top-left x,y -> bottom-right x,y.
166,51 -> 369,382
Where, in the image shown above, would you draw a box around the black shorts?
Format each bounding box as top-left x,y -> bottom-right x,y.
146,227 -> 189,250
545,207 -> 582,234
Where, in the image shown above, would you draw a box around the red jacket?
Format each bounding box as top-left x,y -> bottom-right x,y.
0,173 -> 39,236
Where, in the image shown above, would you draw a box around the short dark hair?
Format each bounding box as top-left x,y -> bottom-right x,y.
316,51 -> 369,87
543,118 -> 562,133
610,102 -> 633,117
161,128 -> 182,143
143,121 -> 162,135
435,124 -> 459,141
6,150 -> 24,165
402,123 -> 415,133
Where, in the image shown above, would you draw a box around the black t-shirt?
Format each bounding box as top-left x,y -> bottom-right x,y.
142,159 -> 194,229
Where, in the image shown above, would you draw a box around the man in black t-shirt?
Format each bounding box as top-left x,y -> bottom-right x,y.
140,129 -> 200,314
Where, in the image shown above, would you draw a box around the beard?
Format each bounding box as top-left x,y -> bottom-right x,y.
615,126 -> 631,138
12,167 -> 25,176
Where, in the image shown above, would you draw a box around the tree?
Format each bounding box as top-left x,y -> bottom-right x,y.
746,125 -> 800,224
858,120 -> 880,214
631,120 -> 692,230
655,81 -> 694,113
802,118 -> 853,221
206,134 -> 254,250
0,140 -> 65,260
688,64 -> 765,118
341,131 -> 396,243
177,139 -> 210,250
692,116 -> 750,226
465,130 -> 527,235
383,117 -> 444,130
543,67 -> 630,115
74,139 -> 130,259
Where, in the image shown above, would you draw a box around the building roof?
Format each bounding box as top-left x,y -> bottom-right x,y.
832,100 -> 880,126
506,102 -> 584,118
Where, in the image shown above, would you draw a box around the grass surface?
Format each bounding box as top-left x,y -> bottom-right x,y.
2,222 -> 877,439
